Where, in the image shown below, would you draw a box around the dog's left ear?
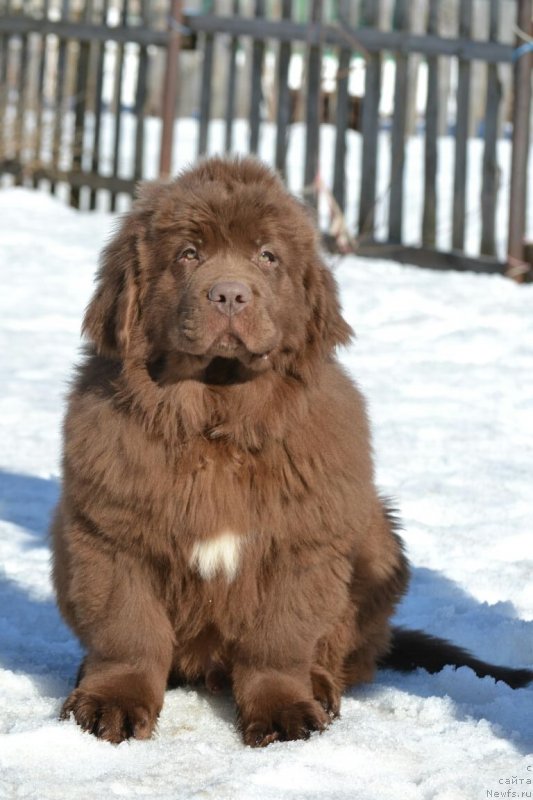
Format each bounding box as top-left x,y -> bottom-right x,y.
306,261 -> 353,355
82,218 -> 142,358
83,185 -> 159,358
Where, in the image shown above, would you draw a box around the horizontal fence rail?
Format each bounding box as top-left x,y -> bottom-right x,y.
0,9 -> 521,61
0,16 -> 171,45
182,13 -> 518,64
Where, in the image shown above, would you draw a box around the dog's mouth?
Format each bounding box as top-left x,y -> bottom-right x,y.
208,330 -> 272,362
177,316 -> 277,363
152,324 -> 276,386
204,334 -> 274,385
149,348 -> 272,387
211,331 -> 246,355
173,294 -> 280,370
202,355 -> 266,385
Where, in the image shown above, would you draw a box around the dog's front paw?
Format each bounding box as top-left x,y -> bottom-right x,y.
61,673 -> 160,743
242,698 -> 330,747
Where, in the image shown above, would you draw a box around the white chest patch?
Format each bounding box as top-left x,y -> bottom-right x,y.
189,531 -> 244,582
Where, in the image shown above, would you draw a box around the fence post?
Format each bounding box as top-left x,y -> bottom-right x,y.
249,0 -> 266,154
224,0 -> 240,153
358,0 -> 381,239
422,0 -> 439,248
159,0 -> 183,178
388,0 -> 410,244
507,0 -> 532,273
452,0 -> 473,252
480,0 -> 501,257
303,0 -> 323,212
274,0 -> 292,176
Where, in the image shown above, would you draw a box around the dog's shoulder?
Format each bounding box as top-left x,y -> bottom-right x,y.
71,346 -> 121,400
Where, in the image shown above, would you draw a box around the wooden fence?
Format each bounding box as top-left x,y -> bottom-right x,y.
0,0 -> 531,276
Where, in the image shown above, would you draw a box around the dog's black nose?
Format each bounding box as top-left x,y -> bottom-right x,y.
207,281 -> 252,316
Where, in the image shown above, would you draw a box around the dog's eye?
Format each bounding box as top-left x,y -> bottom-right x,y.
179,246 -> 198,262
259,250 -> 276,264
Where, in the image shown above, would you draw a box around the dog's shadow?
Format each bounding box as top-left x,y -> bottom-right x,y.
0,468 -> 531,750
0,470 -> 82,698
365,565 -> 533,754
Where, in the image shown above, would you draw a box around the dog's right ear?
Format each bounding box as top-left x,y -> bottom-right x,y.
82,185 -> 160,358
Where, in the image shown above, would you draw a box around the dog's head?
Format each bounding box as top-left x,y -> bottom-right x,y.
83,157 -> 352,382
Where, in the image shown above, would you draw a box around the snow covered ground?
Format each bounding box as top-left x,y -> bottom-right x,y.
0,187 -> 532,799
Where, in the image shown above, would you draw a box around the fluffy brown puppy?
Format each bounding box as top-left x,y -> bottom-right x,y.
52,156 -> 531,747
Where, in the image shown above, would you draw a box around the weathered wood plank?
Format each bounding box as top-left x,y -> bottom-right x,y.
249,0 -> 266,154
13,0 -> 30,185
89,0 -> 110,210
1,157 -> 136,194
422,0 -> 439,247
0,17 -> 178,47
0,13 -> 516,63
274,0 -> 291,176
159,0 -> 183,177
388,0 -> 409,243
0,0 -> 11,170
198,30 -> 214,156
332,0 -> 351,214
133,0 -> 149,182
349,240 -> 506,274
71,0 -> 93,208
452,0 -> 473,251
110,0 -> 129,211
358,0 -> 381,238
224,0 -> 240,153
179,13 -> 515,63
304,0 -> 322,211
480,0 -> 501,256
508,0 -> 532,266
50,0 -> 70,195
33,0 -> 50,188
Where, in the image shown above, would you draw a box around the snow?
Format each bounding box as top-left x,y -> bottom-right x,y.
0,186 -> 532,799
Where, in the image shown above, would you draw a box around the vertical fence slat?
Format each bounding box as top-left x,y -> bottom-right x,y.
332,0 -> 351,214
89,0 -> 110,210
33,0 -> 50,188
51,0 -> 70,195
422,0 -> 439,247
14,0 -> 30,185
71,0 -> 93,208
110,0 -> 129,211
224,0 -> 239,153
274,0 -> 291,176
133,0 -> 149,182
198,30 -> 214,156
0,0 -> 12,169
160,0 -> 183,177
249,0 -> 266,154
303,0 -> 322,211
452,0 -> 473,251
358,0 -> 381,238
480,0 -> 501,256
388,0 -> 409,243
507,0 -> 532,269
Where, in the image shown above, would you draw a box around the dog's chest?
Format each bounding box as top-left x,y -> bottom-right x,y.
170,439 -> 261,581
189,530 -> 245,581
168,433 -> 310,585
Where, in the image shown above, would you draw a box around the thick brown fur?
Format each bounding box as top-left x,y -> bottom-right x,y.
52,156 -> 530,748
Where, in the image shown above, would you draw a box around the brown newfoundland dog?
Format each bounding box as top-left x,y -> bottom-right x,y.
52,156 -> 531,747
